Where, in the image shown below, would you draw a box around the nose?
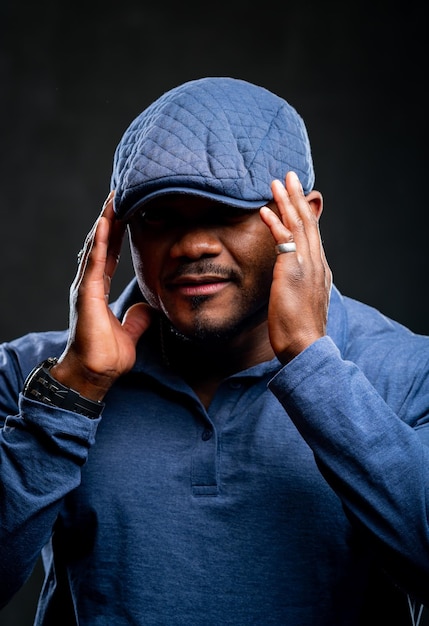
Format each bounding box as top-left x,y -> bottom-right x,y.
170,227 -> 222,259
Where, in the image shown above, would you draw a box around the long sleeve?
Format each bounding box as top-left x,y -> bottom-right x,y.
0,333 -> 100,607
269,335 -> 429,604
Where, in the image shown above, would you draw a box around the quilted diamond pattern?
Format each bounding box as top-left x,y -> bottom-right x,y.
111,77 -> 314,220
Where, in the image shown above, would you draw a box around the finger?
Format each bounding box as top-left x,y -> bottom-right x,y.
271,176 -> 310,248
103,193 -> 126,280
283,171 -> 315,224
88,204 -> 125,303
76,192 -> 113,264
74,233 -> 95,291
75,215 -> 110,297
73,210 -> 112,303
283,173 -> 332,289
268,179 -> 310,260
74,192 -> 117,285
94,191 -> 123,278
259,205 -> 294,248
122,302 -> 154,345
274,174 -> 325,265
319,239 -> 333,293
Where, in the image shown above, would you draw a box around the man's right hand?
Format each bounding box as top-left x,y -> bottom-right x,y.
50,192 -> 153,402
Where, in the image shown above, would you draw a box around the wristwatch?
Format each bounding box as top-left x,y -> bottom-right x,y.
23,357 -> 104,419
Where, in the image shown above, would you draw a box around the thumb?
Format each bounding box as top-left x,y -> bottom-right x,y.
122,302 -> 154,345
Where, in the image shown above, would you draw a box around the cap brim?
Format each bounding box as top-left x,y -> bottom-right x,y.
114,187 -> 270,220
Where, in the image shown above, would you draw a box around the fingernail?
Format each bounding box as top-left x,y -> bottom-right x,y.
291,171 -> 303,192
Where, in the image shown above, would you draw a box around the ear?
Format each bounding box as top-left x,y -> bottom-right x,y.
305,190 -> 323,221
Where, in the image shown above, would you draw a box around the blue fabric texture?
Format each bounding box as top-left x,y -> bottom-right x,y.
111,77 -> 315,220
0,282 -> 428,624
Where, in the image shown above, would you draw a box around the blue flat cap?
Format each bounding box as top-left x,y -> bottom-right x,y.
111,77 -> 314,220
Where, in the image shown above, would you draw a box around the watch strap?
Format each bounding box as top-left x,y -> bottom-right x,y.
23,357 -> 104,419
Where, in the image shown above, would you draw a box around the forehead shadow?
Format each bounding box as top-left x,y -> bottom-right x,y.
139,194 -> 265,217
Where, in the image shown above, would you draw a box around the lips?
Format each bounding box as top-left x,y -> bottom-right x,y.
167,275 -> 230,297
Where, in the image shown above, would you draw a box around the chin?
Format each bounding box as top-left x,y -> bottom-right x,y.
164,294 -> 268,345
167,316 -> 240,345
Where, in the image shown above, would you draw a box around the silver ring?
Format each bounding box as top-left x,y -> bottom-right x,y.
275,242 -> 297,254
77,249 -> 84,264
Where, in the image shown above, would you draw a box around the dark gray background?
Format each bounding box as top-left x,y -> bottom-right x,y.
1,0 -> 428,624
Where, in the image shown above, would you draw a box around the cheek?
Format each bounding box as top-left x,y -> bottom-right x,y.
254,252 -> 277,293
228,228 -> 276,299
233,225 -> 277,272
129,234 -> 161,309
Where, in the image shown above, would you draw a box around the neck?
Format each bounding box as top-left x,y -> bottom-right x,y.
159,317 -> 274,407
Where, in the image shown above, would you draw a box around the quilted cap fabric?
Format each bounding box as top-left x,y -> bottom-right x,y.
111,77 -> 315,220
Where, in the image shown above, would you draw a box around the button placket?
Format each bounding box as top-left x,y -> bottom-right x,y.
191,422 -> 218,496
191,379 -> 247,497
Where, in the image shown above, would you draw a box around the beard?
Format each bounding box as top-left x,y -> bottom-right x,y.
164,290 -> 269,347
155,257 -> 274,348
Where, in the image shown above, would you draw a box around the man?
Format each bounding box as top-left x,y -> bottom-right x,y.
0,77 -> 428,625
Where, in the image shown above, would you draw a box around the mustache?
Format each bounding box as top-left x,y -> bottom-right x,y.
165,261 -> 240,282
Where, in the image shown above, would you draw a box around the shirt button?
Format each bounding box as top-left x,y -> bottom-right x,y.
201,429 -> 213,441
